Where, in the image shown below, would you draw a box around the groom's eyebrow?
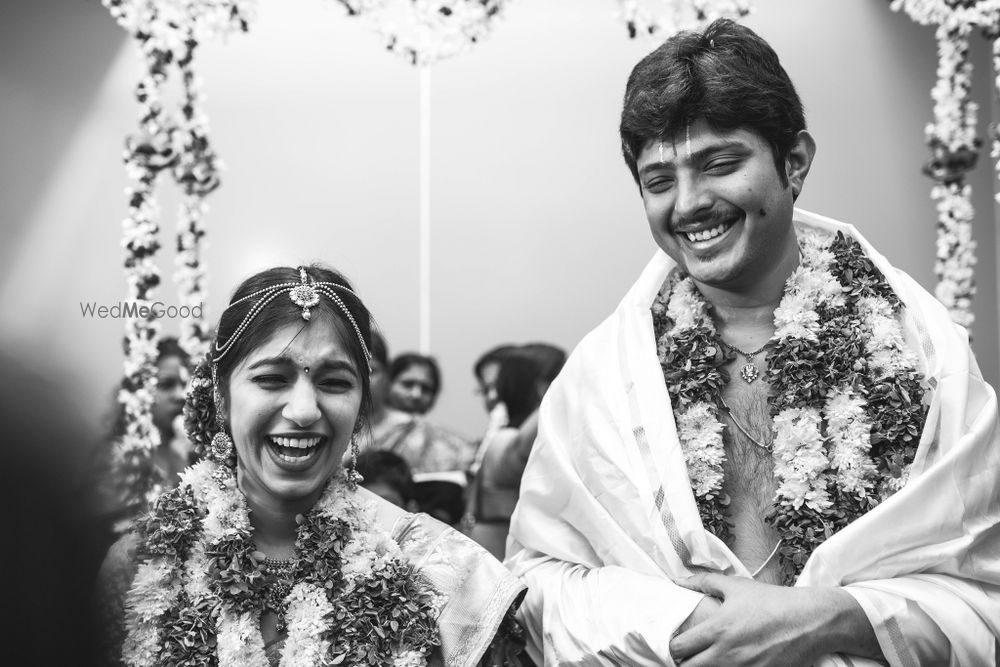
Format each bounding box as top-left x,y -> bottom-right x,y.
639,140 -> 749,175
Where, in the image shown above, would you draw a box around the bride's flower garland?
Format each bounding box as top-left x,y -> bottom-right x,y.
104,0 -> 255,517
615,0 -> 753,40
124,460 -> 442,666
890,0 -> 1000,327
333,0 -> 511,66
652,228 -> 927,583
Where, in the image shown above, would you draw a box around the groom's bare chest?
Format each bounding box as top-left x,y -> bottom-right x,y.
719,371 -> 783,583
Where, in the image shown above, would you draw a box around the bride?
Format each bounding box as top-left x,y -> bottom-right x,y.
95,265 -> 525,666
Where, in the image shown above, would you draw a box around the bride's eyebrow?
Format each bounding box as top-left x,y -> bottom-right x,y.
247,355 -> 292,370
246,356 -> 358,377
314,359 -> 359,378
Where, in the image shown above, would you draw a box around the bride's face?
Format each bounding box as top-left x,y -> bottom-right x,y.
226,317 -> 362,508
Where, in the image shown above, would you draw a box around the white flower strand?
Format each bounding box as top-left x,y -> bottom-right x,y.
856,297 -> 919,379
217,610 -> 268,667
280,584 -> 334,667
933,182 -> 978,327
334,0 -> 511,66
616,0 -> 753,39
676,401 -> 726,497
889,1 -> 995,328
825,389 -> 877,497
661,275 -> 727,500
773,227 -> 837,341
123,559 -> 179,667
772,407 -> 831,512
104,0 -> 256,522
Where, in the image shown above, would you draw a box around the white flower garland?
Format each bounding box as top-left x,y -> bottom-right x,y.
124,461 -> 439,666
104,0 -> 255,518
655,228 -> 925,579
615,0 -> 753,39
334,0 -> 512,66
889,0 -> 1000,327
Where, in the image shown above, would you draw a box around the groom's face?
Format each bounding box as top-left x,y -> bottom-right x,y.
634,119 -> 797,291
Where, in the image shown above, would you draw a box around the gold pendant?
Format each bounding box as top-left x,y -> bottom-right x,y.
740,363 -> 759,384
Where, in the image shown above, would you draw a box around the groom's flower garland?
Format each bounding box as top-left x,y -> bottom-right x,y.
615,0 -> 753,40
890,0 -> 1000,327
123,460 -> 442,666
652,228 -> 927,583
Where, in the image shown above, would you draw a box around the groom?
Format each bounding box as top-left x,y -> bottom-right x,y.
506,18 -> 1000,666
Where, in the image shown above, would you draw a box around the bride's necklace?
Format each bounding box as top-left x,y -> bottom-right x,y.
259,554 -> 297,629
717,339 -> 768,384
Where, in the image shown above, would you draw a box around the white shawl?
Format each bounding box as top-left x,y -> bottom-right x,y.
506,210 -> 1000,666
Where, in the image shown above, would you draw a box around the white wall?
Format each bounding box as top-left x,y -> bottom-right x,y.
1,0 -> 997,438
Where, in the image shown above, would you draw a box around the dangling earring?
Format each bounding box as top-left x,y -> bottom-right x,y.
345,437 -> 363,491
211,367 -> 236,470
211,430 -> 234,463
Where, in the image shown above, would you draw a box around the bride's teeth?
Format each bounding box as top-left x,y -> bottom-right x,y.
271,436 -> 320,449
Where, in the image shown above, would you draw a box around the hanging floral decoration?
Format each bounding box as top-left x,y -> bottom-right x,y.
615,0 -> 753,39
652,228 -> 927,584
889,0 -> 1000,327
333,0 -> 511,66
103,0 -> 256,520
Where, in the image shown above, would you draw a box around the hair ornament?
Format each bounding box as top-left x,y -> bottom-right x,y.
212,266 -> 372,369
289,267 -> 321,321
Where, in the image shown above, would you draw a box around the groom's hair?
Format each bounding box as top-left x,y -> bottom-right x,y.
619,18 -> 806,186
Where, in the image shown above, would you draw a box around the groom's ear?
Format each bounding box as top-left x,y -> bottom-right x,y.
786,130 -> 816,201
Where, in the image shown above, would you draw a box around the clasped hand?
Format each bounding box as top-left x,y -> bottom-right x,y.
667,573 -> 853,667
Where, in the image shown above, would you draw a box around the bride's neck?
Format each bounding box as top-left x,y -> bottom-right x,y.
238,475 -> 319,557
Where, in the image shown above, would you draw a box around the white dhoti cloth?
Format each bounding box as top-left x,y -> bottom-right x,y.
506,210 -> 1000,666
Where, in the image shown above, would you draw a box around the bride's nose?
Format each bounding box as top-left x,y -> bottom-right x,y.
282,376 -> 321,426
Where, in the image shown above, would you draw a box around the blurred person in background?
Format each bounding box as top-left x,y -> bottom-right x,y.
354,448 -> 415,510
367,350 -> 475,474
386,352 -> 441,415
0,344 -> 100,666
473,344 -> 516,438
91,336 -> 196,545
465,344 -> 566,559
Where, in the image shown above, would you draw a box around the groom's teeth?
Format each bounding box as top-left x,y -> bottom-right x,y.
685,222 -> 729,242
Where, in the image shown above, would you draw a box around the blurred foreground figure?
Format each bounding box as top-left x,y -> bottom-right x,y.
507,19 -> 1000,667
0,344 -> 100,666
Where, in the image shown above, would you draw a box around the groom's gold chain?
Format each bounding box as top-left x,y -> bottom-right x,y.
719,396 -> 772,452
